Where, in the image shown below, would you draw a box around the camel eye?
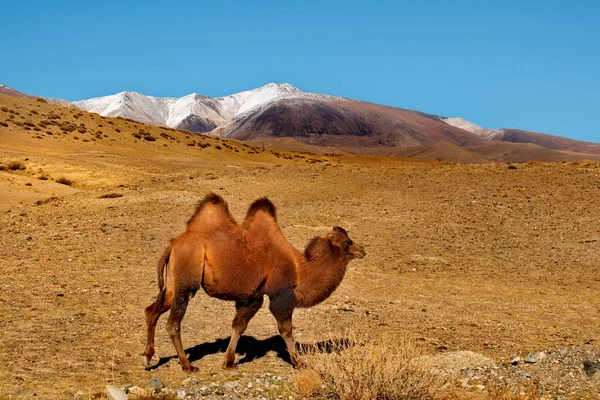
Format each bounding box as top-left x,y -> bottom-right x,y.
344,240 -> 353,247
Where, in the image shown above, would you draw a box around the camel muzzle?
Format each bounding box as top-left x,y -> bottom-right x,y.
352,244 -> 366,259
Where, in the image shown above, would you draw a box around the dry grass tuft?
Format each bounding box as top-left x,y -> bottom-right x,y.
297,331 -> 445,400
295,369 -> 323,396
55,176 -> 73,186
98,193 -> 123,199
7,161 -> 26,170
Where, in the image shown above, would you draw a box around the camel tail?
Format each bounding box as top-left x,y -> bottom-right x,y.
157,243 -> 172,290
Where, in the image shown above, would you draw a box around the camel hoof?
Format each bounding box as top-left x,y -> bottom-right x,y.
184,365 -> 199,373
222,361 -> 237,370
141,355 -> 151,370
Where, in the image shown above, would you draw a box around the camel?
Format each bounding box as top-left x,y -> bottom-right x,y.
141,193 -> 365,372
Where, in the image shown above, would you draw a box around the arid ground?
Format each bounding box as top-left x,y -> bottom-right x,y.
1,96 -> 599,399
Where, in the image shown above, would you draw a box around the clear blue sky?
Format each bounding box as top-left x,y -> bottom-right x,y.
1,0 -> 598,142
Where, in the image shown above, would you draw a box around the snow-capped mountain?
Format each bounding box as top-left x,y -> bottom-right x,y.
72,82 -> 486,147
73,83 -> 340,133
0,84 -> 31,98
441,117 -> 502,139
4,81 -> 598,154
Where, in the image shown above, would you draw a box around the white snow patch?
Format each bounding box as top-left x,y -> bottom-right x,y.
442,117 -> 502,140
72,83 -> 343,130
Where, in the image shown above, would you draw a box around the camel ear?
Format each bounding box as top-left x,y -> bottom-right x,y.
326,230 -> 342,246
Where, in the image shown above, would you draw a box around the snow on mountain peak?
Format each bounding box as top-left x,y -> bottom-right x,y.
72,82 -> 334,131
442,117 -> 501,140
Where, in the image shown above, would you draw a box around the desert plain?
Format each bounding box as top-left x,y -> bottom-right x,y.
0,95 -> 599,399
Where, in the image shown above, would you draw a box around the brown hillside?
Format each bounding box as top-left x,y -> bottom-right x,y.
468,141 -> 600,163
495,128 -> 600,155
0,85 -> 31,98
221,98 -> 486,148
347,141 -> 494,164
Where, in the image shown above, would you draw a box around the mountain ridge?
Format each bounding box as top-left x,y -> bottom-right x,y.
71,82 -> 341,132
1,82 -> 598,158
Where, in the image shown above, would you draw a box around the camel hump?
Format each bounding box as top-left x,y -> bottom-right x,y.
186,193 -> 232,228
199,192 -> 225,207
246,197 -> 277,220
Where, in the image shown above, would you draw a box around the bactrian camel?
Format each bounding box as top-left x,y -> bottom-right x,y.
141,193 -> 365,371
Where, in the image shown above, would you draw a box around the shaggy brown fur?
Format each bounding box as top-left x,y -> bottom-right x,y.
142,193 -> 365,372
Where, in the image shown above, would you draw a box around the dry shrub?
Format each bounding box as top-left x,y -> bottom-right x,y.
295,369 -> 323,396
297,331 -> 445,400
55,177 -> 73,186
35,197 -> 57,206
7,161 -> 26,171
98,193 -> 123,199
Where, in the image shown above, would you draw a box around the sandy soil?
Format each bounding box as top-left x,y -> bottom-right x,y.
1,96 -> 599,398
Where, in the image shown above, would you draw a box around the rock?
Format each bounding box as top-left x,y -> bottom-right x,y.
176,389 -> 186,399
511,356 -> 520,366
524,352 -> 545,364
126,386 -> 146,396
199,386 -> 212,396
105,385 -> 128,400
559,348 -> 568,357
16,389 -> 35,397
149,378 -> 164,390
508,165 -> 517,170
224,381 -> 240,389
583,360 -> 597,377
183,376 -> 199,386
213,386 -> 225,395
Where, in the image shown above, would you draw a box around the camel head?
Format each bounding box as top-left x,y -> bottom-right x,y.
326,226 -> 366,260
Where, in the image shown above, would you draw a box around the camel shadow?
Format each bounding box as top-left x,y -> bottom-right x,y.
149,336 -> 353,370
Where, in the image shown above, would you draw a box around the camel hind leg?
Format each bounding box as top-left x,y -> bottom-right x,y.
141,289 -> 172,369
166,290 -> 197,372
223,296 -> 264,369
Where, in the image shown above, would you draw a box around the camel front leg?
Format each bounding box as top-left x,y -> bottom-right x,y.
223,296 -> 264,369
269,288 -> 299,366
276,317 -> 299,366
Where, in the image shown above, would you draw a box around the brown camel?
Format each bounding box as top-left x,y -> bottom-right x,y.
141,193 -> 365,372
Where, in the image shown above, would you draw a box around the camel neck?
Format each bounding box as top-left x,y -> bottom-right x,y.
293,239 -> 349,308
